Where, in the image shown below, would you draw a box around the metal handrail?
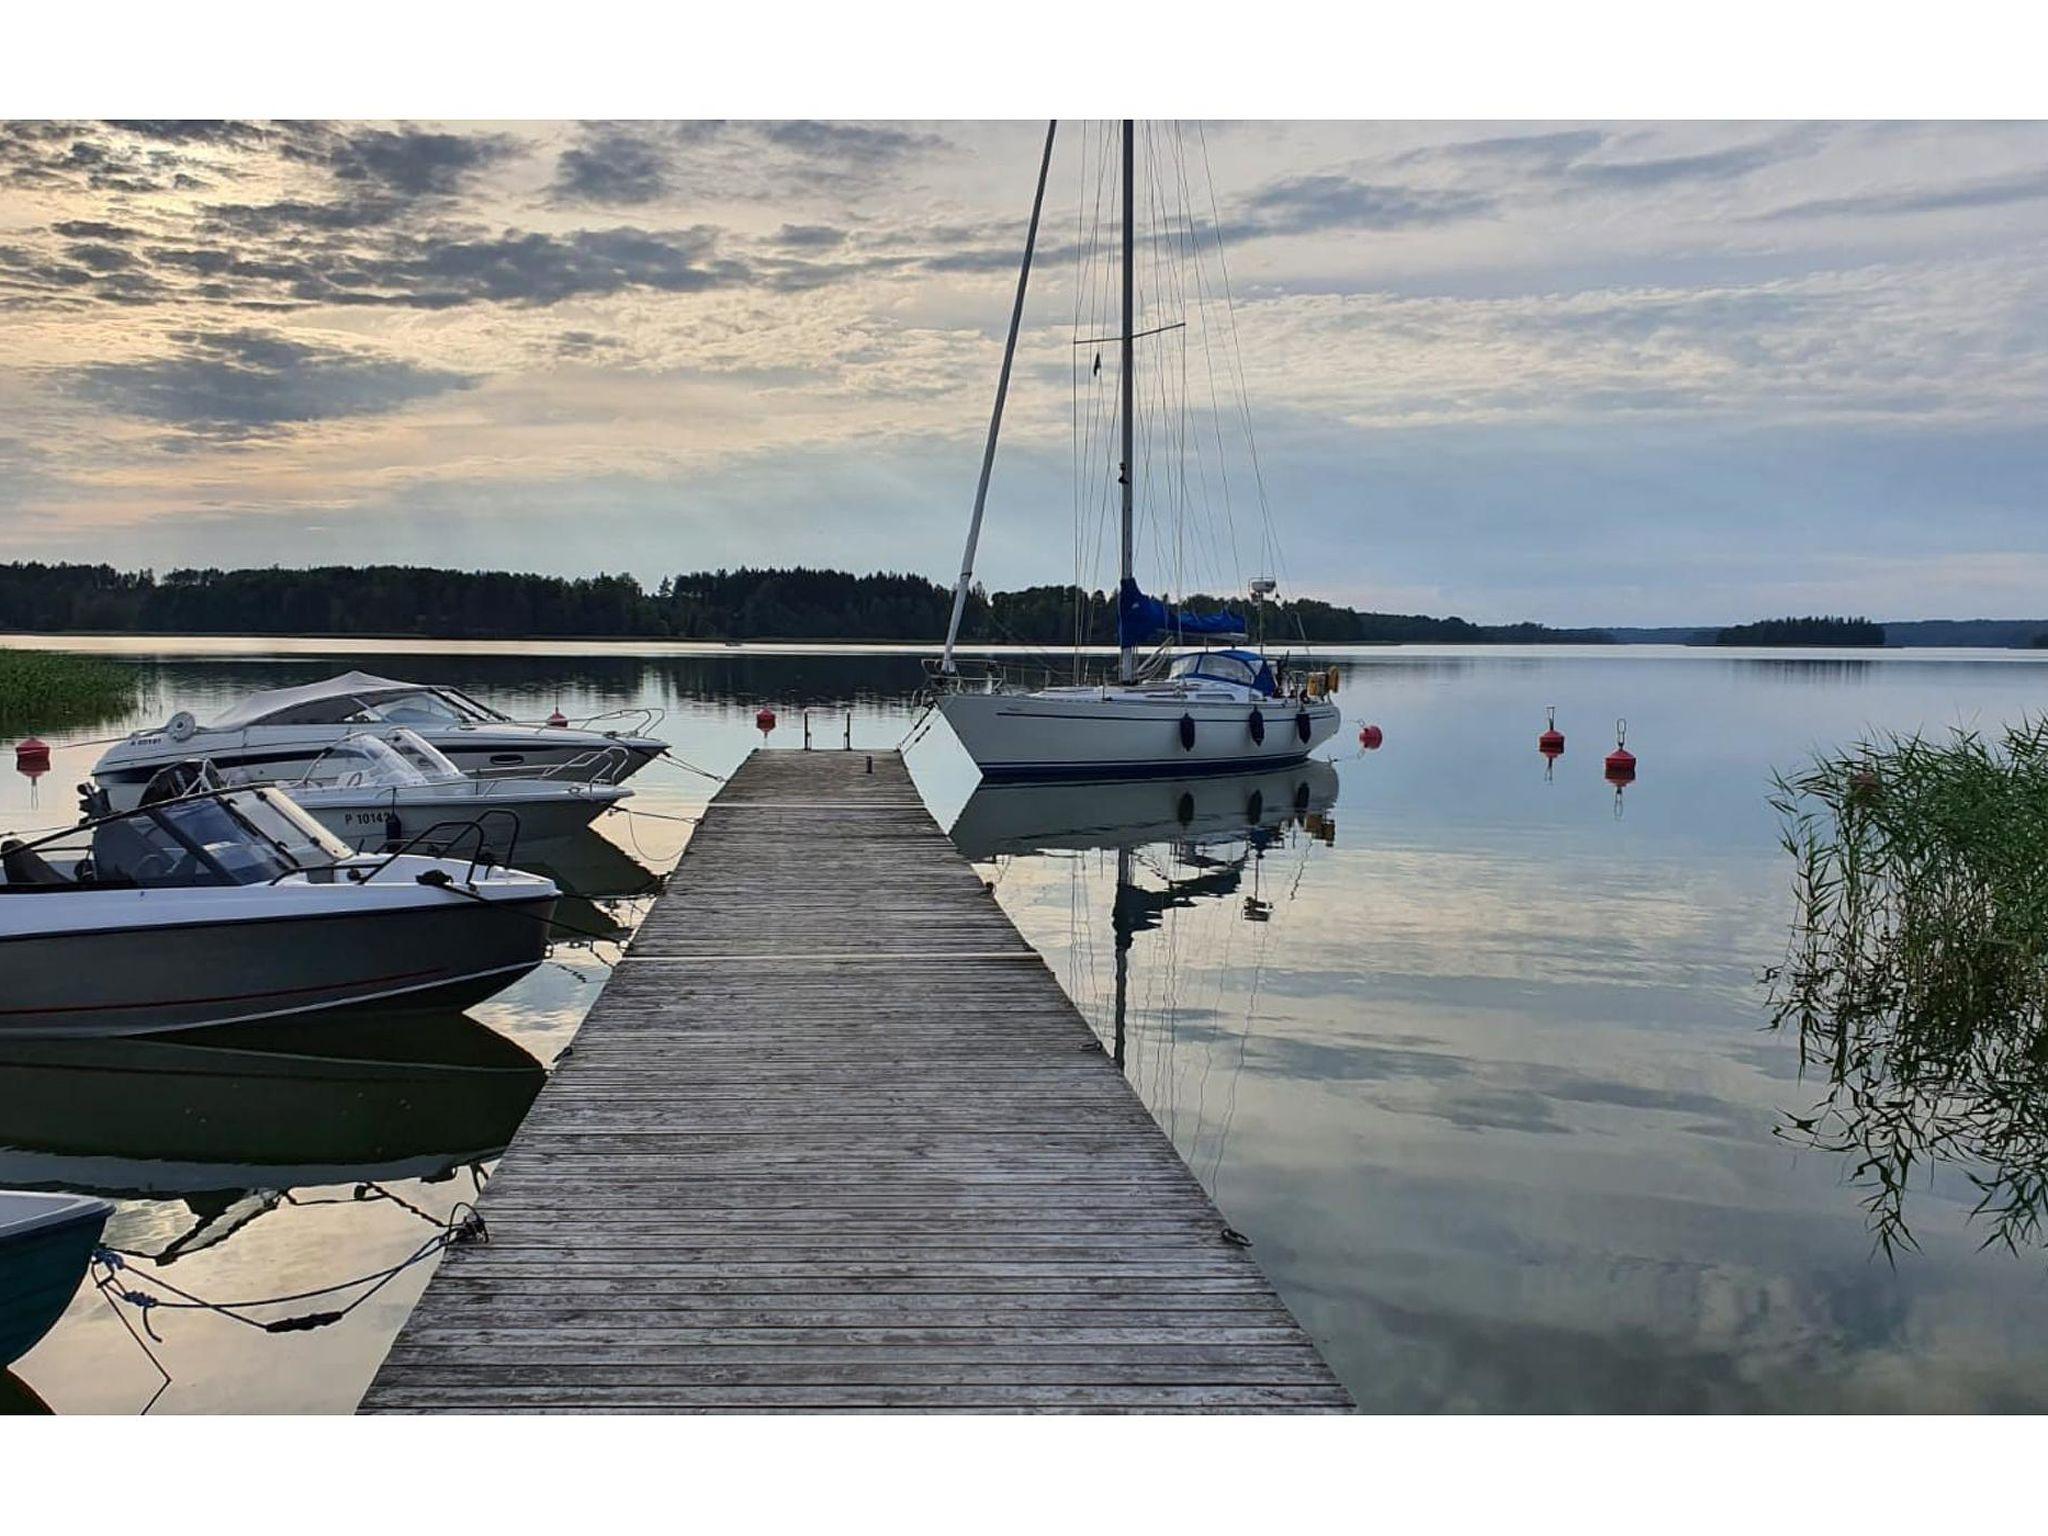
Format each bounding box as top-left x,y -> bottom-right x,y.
347,809 -> 525,887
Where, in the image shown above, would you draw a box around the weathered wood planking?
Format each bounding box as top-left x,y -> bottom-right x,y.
363,749 -> 1350,1413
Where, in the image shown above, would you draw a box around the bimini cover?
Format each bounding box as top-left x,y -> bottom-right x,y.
1116,578 -> 1247,649
207,672 -> 424,729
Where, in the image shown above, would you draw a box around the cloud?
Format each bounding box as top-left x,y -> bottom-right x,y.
1235,173 -> 1495,236
774,222 -> 849,250
1565,129 -> 1829,191
1754,165 -> 2048,221
1388,123 -> 1834,199
1408,127 -> 1608,172
552,124 -> 676,205
324,126 -> 520,197
50,220 -> 142,242
304,225 -> 746,308
70,328 -> 476,441
755,120 -> 943,165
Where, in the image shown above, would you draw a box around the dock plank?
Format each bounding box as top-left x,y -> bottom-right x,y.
362,749 -> 1349,1414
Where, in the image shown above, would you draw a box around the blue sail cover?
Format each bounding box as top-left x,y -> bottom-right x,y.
1117,578 -> 1247,648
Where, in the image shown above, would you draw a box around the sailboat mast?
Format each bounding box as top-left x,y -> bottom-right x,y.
940,120 -> 1057,677
1118,118 -> 1136,686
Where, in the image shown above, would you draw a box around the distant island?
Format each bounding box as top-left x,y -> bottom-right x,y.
0,562 -> 1612,647
1714,615 -> 1886,647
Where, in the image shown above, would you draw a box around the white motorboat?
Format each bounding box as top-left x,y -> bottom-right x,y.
0,1191 -> 111,1366
0,784 -> 558,1038
217,728 -> 632,850
930,121 -> 1341,781
92,671 -> 666,810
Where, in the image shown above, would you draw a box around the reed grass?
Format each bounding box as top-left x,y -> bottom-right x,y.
0,648 -> 140,731
1767,720 -> 2048,1259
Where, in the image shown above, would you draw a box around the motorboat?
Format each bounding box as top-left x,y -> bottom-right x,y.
928,121 -> 1340,781
0,1191 -> 111,1366
92,671 -> 666,810
217,728 -> 632,850
0,783 -> 558,1037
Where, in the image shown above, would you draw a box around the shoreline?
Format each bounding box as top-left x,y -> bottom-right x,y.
4,633 -> 2048,664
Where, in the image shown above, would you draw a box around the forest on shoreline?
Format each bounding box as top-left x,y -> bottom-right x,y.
0,563 -> 1614,646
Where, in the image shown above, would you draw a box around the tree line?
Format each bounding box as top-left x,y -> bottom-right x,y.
0,562 -> 1613,646
1715,616 -> 1887,646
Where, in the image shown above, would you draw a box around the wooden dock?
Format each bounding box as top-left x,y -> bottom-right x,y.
363,749 -> 1350,1413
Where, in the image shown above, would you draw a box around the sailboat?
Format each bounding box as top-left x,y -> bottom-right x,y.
932,121 -> 1342,781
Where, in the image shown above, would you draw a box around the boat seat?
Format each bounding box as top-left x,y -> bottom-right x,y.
0,837 -> 70,887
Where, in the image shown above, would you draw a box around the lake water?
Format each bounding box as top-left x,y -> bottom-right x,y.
4,638 -> 2047,1413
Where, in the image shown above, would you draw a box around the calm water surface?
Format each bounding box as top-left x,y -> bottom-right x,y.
4,639 -> 2046,1412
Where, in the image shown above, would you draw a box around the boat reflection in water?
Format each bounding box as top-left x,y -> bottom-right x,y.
949,761 -> 1338,1067
948,758 -> 1339,861
0,1013 -> 544,1258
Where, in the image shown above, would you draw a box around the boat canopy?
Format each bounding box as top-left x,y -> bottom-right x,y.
1167,649 -> 1279,696
1116,578 -> 1246,649
208,673 -> 502,730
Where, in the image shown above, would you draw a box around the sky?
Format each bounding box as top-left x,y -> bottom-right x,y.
1,117 -> 2045,625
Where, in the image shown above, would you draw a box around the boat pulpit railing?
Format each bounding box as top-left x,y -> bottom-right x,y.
345,809 -> 525,887
541,744 -> 633,787
576,705 -> 664,739
469,743 -> 634,788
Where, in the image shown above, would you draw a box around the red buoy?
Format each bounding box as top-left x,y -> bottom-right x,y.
755,706 -> 777,736
15,737 -> 50,778
1358,724 -> 1383,750
1538,705 -> 1565,759
1604,717 -> 1636,782
546,709 -> 569,728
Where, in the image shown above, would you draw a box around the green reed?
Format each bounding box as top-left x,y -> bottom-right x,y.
1767,719 -> 2048,1260
0,649 -> 140,731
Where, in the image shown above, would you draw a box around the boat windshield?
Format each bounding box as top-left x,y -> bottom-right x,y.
232,789 -> 355,866
157,797 -> 299,883
354,690 -> 481,727
90,807 -> 233,886
380,728 -> 465,781
290,734 -> 430,790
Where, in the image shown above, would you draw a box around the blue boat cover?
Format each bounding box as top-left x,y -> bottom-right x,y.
1117,578 -> 1247,648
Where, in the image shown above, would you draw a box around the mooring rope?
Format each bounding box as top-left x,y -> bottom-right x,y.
91,1201 -> 487,1344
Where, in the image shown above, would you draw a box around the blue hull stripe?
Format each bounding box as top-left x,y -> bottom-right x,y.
976,750 -> 1318,783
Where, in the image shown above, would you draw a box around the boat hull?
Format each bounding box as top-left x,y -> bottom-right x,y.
94,727 -> 664,810
0,894 -> 556,1039
294,783 -> 629,851
937,690 -> 1341,781
0,1193 -> 111,1367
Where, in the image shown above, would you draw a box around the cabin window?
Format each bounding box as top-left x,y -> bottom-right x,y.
1170,653 -> 1258,688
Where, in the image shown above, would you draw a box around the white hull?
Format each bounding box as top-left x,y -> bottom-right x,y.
94,725 -> 662,810
0,856 -> 557,1038
290,781 -> 629,851
937,688 -> 1340,781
